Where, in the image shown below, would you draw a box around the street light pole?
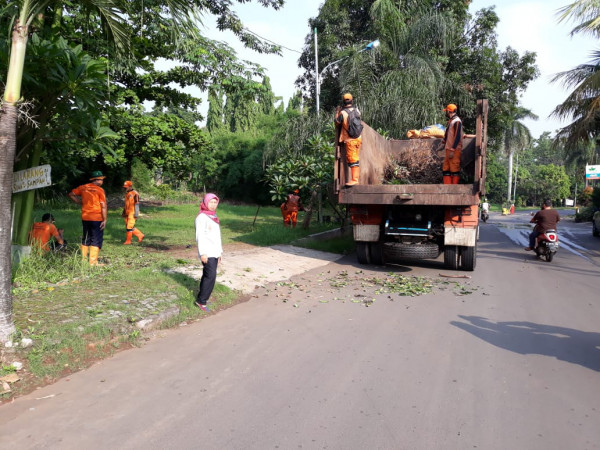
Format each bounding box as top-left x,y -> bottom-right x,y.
315,39 -> 380,115
314,28 -> 319,114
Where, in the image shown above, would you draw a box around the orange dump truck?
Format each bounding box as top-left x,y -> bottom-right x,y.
335,99 -> 488,271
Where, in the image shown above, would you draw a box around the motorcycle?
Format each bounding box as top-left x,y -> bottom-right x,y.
480,210 -> 489,223
534,229 -> 559,262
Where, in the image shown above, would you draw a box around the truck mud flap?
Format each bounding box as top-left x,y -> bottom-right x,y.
353,224 -> 380,242
444,226 -> 477,246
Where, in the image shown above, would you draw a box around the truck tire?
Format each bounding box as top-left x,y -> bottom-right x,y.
460,245 -> 476,271
356,242 -> 371,265
370,242 -> 385,265
384,242 -> 440,260
444,246 -> 459,270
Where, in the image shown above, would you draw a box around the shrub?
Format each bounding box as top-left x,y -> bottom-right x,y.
574,205 -> 596,222
592,187 -> 600,208
578,186 -> 594,206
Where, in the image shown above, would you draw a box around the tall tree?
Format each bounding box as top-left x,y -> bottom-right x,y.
259,77 -> 276,115
207,87 -> 225,133
224,89 -> 260,133
341,1 -> 461,137
502,107 -> 537,202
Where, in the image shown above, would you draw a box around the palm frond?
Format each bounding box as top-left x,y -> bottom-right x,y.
557,0 -> 600,37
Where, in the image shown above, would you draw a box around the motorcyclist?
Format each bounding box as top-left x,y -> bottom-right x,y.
481,199 -> 490,213
481,198 -> 490,218
525,199 -> 560,251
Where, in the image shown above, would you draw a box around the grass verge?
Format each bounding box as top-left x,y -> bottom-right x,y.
2,202 -> 345,401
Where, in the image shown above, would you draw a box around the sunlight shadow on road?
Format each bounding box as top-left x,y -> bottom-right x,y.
451,315 -> 600,372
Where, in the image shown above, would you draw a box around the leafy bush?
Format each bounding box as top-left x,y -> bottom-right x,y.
574,205 -> 596,222
578,186 -> 594,206
131,158 -> 154,192
592,187 -> 600,208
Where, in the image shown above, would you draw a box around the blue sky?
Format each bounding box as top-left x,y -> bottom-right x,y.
201,0 -> 596,139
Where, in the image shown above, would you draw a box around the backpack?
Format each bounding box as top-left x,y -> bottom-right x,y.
344,108 -> 363,139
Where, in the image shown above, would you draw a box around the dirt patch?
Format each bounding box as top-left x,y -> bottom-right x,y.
168,244 -> 344,294
145,242 -> 260,261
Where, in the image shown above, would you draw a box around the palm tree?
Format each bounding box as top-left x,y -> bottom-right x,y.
502,107 -> 538,202
552,1 -> 600,148
551,51 -> 600,146
338,0 -> 470,137
557,0 -> 600,37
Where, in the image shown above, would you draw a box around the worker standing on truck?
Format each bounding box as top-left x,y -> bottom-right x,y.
441,103 -> 463,185
335,93 -> 363,187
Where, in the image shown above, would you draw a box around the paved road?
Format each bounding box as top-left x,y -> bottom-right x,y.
1,213 -> 599,450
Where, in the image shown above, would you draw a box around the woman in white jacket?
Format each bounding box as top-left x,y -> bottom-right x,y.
195,193 -> 223,312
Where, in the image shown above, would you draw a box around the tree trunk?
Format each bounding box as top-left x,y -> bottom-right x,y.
302,189 -> 319,230
0,18 -> 29,342
0,104 -> 18,342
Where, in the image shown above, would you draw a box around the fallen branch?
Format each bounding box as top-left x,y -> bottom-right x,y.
439,273 -> 472,279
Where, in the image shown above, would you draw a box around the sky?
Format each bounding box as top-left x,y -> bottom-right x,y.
199,0 -> 597,139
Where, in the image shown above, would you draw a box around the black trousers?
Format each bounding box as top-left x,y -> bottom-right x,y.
82,220 -> 104,248
197,257 -> 218,305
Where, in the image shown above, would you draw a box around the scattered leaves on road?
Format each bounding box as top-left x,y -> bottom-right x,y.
273,270 -> 479,308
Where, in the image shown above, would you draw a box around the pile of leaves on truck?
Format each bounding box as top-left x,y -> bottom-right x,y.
383,139 -> 444,184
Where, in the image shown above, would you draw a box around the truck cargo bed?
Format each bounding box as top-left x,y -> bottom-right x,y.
335,99 -> 488,206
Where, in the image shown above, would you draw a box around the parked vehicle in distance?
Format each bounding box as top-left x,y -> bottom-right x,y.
593,210 -> 600,237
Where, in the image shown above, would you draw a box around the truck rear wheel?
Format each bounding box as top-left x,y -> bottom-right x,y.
460,245 -> 476,271
444,246 -> 459,270
369,242 -> 385,265
356,242 -> 371,264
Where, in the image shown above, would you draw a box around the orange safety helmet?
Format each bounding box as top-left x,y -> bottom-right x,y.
123,180 -> 133,188
343,93 -> 353,101
443,103 -> 457,112
293,189 -> 300,194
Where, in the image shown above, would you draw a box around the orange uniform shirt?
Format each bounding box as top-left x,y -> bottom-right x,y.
70,183 -> 106,221
30,222 -> 60,251
124,190 -> 139,215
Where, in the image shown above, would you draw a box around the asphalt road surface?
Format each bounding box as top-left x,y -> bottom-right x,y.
1,211 -> 599,450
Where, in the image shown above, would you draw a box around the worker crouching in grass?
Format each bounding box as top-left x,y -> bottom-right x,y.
29,213 -> 66,252
280,189 -> 304,228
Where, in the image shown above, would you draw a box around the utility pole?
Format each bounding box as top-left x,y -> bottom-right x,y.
513,152 -> 519,203
314,28 -> 319,114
